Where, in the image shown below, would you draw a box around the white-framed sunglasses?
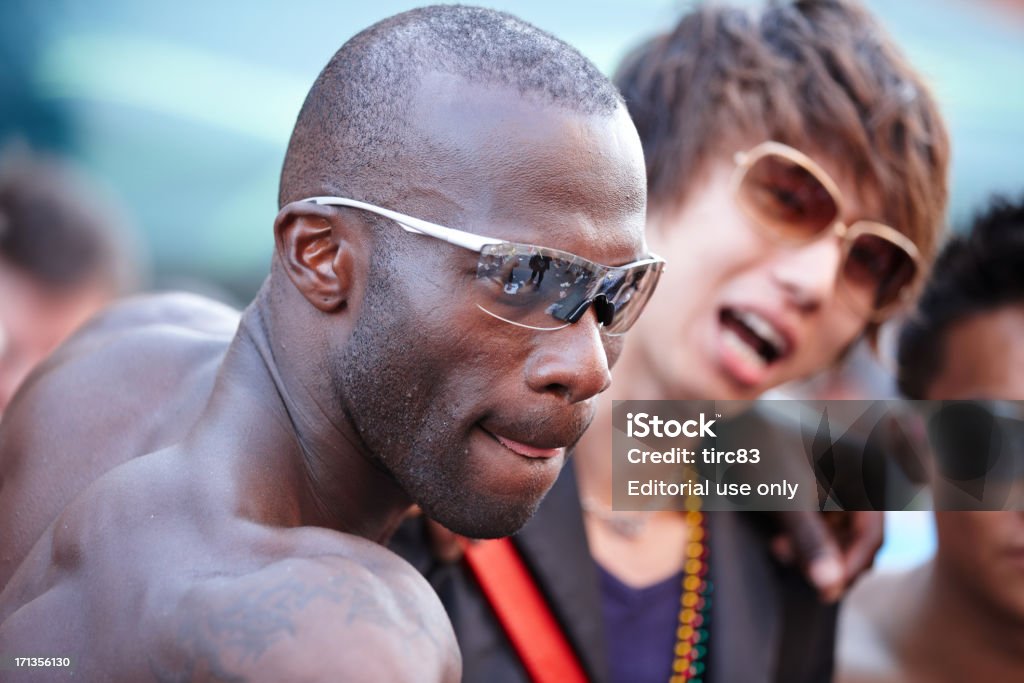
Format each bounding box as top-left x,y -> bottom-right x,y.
302,196 -> 665,334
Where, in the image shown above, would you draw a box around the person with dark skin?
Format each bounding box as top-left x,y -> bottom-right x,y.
838,196 -> 1024,683
0,7 -> 660,680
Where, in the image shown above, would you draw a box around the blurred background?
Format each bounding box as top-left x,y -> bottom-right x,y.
4,0 -> 1023,301
2,0 -> 1022,565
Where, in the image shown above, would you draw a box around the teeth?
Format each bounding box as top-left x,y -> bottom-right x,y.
734,310 -> 788,356
722,327 -> 767,370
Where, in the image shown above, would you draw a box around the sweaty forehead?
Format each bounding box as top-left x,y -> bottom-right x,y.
404,73 -> 648,264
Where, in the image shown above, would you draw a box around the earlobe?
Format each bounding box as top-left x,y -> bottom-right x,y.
274,203 -> 358,312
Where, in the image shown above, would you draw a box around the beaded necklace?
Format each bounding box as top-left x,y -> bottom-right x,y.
669,500 -> 711,683
581,494 -> 711,682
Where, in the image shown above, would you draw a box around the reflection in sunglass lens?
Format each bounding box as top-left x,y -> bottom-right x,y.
843,232 -> 917,312
599,265 -> 662,334
477,249 -> 593,330
476,245 -> 662,333
738,154 -> 839,242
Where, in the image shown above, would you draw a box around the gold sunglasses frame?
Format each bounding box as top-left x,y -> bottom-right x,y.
731,141 -> 923,321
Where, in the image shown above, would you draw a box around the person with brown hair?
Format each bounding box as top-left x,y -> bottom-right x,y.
392,2 -> 950,681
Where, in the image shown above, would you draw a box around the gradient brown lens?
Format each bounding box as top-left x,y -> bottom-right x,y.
842,231 -> 918,313
737,153 -> 839,242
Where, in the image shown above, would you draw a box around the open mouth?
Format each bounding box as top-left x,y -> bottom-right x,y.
719,308 -> 791,381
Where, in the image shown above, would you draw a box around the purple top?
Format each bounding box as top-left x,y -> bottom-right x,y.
596,562 -> 685,683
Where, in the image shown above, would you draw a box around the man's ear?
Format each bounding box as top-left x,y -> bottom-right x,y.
274,202 -> 360,312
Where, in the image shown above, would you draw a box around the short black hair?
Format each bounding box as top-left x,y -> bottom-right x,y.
0,147 -> 138,292
279,4 -> 622,208
898,195 -> 1024,398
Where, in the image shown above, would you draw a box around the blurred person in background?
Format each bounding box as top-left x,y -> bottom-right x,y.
837,196 -> 1024,683
393,1 -> 950,681
0,146 -> 139,416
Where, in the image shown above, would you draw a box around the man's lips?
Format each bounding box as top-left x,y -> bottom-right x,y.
493,434 -> 565,459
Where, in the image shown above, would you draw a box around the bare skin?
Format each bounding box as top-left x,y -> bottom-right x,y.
0,292 -> 237,587
840,550 -> 1024,683
837,307 -> 1024,682
0,71 -> 650,681
0,261 -> 114,415
0,310 -> 459,681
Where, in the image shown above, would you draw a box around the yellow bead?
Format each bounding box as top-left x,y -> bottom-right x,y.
684,575 -> 701,592
683,592 -> 699,608
680,608 -> 696,624
685,559 -> 702,575
686,542 -> 704,558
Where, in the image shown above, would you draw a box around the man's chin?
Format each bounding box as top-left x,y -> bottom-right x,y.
423,491 -> 546,540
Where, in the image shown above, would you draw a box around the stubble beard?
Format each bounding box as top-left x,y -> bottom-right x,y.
333,269 -> 540,538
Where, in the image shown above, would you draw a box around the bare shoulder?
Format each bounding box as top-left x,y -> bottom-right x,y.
152,534 -> 461,683
4,291 -> 237,425
64,291 -> 241,346
3,458 -> 459,682
836,566 -> 923,683
0,292 -> 238,586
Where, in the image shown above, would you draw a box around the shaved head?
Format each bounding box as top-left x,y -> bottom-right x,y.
279,4 -> 623,209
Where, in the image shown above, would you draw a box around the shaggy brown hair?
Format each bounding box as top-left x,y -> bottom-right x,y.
615,0 -> 949,281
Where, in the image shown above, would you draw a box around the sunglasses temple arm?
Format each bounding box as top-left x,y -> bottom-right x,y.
392,220 -> 504,252
304,196 -> 503,252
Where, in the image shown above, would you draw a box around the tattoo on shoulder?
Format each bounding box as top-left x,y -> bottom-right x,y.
150,561 -> 443,682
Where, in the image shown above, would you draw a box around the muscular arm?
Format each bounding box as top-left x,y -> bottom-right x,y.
0,292 -> 236,587
153,553 -> 461,683
2,451 -> 460,683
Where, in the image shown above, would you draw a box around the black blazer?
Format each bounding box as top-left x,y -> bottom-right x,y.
391,464 -> 837,683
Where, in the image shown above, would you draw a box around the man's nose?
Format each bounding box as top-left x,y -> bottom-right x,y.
770,232 -> 845,313
523,308 -> 612,403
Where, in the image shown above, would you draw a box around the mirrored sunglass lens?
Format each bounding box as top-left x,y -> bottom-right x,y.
476,249 -> 598,329
842,232 -> 917,311
738,154 -> 838,241
599,263 -> 662,335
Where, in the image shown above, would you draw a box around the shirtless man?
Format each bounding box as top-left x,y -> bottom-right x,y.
837,196 -> 1024,682
0,6 -> 660,680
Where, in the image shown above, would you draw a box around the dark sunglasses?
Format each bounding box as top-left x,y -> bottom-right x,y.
732,141 -> 923,320
302,196 -> 665,335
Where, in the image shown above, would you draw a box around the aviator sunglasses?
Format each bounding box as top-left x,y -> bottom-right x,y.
302,197 -> 665,334
731,141 -> 922,320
